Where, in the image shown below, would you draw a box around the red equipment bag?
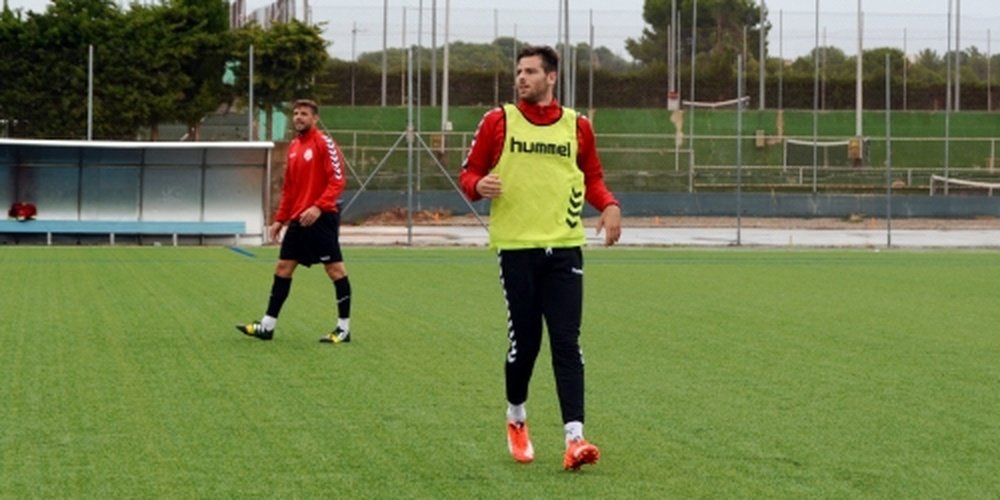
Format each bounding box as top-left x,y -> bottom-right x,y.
8,202 -> 37,221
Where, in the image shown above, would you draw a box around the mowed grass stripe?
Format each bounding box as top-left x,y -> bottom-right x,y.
584,249 -> 1000,496
1,247 -> 998,497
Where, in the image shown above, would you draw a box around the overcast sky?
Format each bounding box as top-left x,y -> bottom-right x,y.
5,0 -> 999,61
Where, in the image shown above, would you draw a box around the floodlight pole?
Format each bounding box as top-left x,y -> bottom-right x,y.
668,0 -> 676,96
350,22 -> 357,106
759,0 -> 766,110
855,0 -> 863,138
688,0 -> 698,193
736,54 -> 744,247
401,7 -> 407,107
87,45 -> 93,141
562,0 -> 571,106
248,44 -> 254,140
417,1 -> 424,208
381,0 -> 388,107
885,53 -> 892,249
588,10 -> 595,114
406,46 -> 415,245
512,24 -> 518,102
955,0 -> 961,111
556,3 -> 562,101
494,9 -> 500,106
903,28 -> 908,111
441,0 -> 450,133
778,9 -> 783,110
812,0 -> 819,194
945,0 -> 953,194
431,0 -> 437,107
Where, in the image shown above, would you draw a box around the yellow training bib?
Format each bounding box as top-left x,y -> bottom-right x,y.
489,104 -> 584,249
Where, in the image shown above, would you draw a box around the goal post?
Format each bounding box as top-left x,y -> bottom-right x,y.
929,175 -> 1000,196
680,96 -> 750,110
783,138 -> 851,169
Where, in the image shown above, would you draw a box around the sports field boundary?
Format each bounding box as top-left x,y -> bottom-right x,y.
339,222 -> 1000,249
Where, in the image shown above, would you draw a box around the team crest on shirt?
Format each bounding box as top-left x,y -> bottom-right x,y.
304,148 -> 314,161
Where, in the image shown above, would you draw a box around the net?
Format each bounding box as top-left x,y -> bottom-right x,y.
929,175 -> 1000,196
783,138 -> 850,168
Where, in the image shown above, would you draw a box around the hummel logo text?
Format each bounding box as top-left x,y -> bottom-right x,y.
509,136 -> 571,158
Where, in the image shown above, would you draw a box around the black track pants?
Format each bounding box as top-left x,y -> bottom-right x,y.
498,247 -> 585,424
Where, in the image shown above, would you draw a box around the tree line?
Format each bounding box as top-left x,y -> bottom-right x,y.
622,0 -> 999,109
3,0 -> 997,140
0,0 -> 326,140
330,0 -> 998,110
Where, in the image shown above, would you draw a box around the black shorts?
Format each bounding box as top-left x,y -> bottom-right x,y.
279,211 -> 344,267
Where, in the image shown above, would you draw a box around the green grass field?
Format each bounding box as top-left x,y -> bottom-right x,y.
3,246 -> 999,497
320,106 -> 1000,140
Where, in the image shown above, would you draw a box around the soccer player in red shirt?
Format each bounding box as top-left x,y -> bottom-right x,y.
237,99 -> 353,344
460,45 -> 621,470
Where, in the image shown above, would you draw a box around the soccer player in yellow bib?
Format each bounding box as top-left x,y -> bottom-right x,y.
460,45 -> 622,471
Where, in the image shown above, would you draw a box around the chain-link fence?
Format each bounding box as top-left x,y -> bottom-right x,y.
330,131 -> 1000,196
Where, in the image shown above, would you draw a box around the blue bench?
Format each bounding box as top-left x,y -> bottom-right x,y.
0,219 -> 246,246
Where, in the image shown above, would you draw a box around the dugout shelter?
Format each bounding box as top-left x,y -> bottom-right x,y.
0,139 -> 272,245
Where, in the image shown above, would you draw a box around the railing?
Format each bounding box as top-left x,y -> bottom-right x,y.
326,130 -> 1000,195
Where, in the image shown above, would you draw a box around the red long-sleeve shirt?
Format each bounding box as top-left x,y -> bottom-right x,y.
274,127 -> 346,223
459,99 -> 619,212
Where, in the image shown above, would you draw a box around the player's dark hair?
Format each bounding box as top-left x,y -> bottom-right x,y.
292,99 -> 319,115
517,45 -> 560,74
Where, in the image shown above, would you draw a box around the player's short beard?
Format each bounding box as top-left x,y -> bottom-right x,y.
520,83 -> 551,104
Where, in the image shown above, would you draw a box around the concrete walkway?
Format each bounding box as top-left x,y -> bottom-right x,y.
340,225 -> 1000,249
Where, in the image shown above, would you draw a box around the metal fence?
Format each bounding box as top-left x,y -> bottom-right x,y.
329,129 -> 1000,197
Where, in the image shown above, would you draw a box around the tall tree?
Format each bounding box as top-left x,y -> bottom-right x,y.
0,0 -> 233,139
626,0 -> 763,67
158,0 -> 232,140
231,20 -> 328,140
119,2 -> 190,140
352,38 -> 632,73
961,46 -> 992,83
2,0 -> 123,138
0,6 -> 28,136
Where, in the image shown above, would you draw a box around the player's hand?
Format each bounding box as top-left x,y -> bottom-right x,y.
298,206 -> 321,226
596,204 -> 622,247
267,222 -> 285,244
476,174 -> 502,199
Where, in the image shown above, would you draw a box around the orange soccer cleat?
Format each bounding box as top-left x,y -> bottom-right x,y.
506,421 -> 534,464
563,438 -> 600,471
